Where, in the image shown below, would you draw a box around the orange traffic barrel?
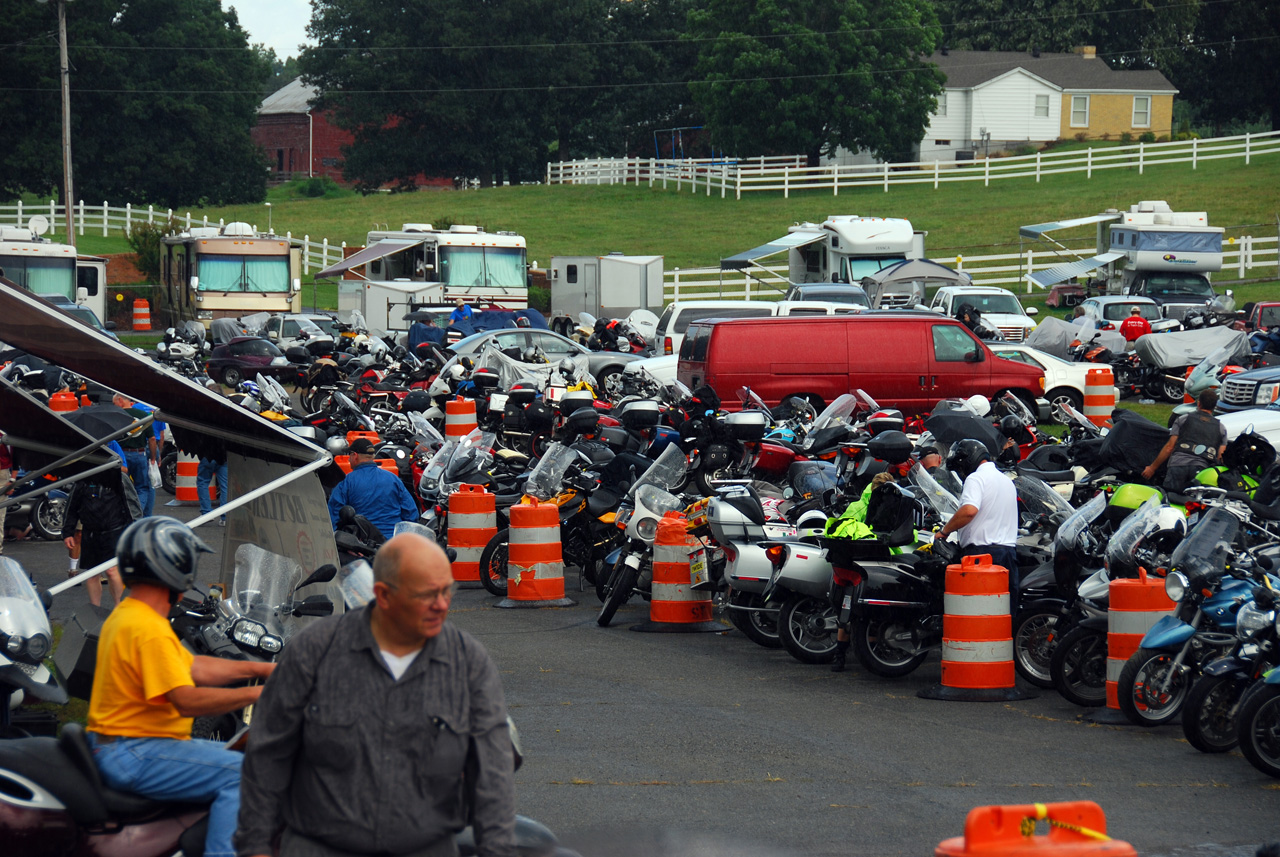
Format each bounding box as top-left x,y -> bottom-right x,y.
49,391 -> 79,413
936,801 -> 1135,857
444,396 -> 479,441
447,485 -> 497,587
132,299 -> 151,331
1083,367 -> 1114,427
169,452 -> 201,506
1105,570 -> 1174,711
495,500 -> 575,608
632,513 -> 722,633
920,554 -> 1032,702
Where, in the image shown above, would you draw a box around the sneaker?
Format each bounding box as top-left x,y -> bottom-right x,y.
219,518 -> 226,527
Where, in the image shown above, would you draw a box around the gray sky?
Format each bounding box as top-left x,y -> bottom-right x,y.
233,2 -> 313,60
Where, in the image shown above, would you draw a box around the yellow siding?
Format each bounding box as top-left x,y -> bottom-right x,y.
1059,93 -> 1174,139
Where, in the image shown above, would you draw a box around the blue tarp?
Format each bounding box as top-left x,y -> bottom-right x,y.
447,308 -> 549,337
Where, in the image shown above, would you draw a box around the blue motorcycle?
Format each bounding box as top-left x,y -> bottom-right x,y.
1117,505 -> 1273,726
1237,658 -> 1280,778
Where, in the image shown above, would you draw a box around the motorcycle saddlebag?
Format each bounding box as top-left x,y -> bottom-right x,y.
53,605 -> 113,702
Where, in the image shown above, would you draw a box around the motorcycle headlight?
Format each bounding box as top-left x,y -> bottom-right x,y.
1237,603 -> 1275,639
25,633 -> 50,661
636,516 -> 659,541
231,618 -> 267,649
258,634 -> 283,655
4,634 -> 26,657
1165,571 -> 1189,602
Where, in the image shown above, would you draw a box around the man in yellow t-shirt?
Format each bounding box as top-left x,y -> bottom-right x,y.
87,518 -> 274,857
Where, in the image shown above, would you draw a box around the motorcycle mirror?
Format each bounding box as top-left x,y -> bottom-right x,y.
334,531 -> 368,551
338,505 -> 358,524
293,594 -> 335,617
297,563 -> 339,591
39,589 -> 53,612
445,547 -> 457,563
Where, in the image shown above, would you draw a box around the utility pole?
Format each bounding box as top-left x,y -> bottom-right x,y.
38,0 -> 75,244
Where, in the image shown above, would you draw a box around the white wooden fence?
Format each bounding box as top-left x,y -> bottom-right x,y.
547,131 -> 1280,199
0,200 -> 347,276
663,233 -> 1280,301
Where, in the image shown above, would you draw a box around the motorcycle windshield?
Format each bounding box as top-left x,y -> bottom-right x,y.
909,462 -> 961,517
626,443 -> 687,500
442,430 -> 496,491
349,310 -> 368,333
635,484 -> 684,517
333,392 -> 371,428
1186,343 -> 1239,397
789,462 -> 837,499
232,544 -> 308,640
525,443 -> 584,500
998,391 -> 1035,425
0,557 -> 53,644
392,521 -> 435,540
1170,505 -> 1239,582
579,312 -> 598,328
1105,493 -> 1162,573
256,373 -> 291,413
419,439 -> 458,494
737,387 -> 772,414
1060,401 -> 1102,437
407,413 -> 445,451
1014,473 -> 1074,524
810,394 -> 861,433
1055,491 -> 1107,554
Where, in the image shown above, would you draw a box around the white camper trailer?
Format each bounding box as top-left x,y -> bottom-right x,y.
721,215 -> 927,308
548,254 -> 664,337
0,218 -> 107,321
318,223 -> 528,333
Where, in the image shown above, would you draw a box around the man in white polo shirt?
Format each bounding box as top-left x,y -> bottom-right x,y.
937,439 -> 1020,612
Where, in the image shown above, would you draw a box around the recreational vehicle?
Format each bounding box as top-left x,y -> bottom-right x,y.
0,218 -> 107,321
161,222 -> 302,328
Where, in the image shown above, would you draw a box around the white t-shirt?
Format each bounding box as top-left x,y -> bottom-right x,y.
957,461 -> 1019,547
380,648 -> 422,681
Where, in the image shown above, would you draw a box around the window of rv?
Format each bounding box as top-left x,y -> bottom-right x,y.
0,255 -> 75,298
840,256 -> 906,281
197,255 -> 289,293
439,246 -> 526,288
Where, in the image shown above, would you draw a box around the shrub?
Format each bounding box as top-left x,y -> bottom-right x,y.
1138,131 -> 1156,144
1119,132 -> 1133,144
527,285 -> 550,313
125,218 -> 178,282
1013,144 -> 1037,157
1074,132 -> 1088,142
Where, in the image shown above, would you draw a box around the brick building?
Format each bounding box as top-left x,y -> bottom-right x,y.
250,78 -> 352,183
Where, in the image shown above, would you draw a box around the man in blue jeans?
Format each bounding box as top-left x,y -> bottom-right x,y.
87,518 -> 274,857
197,454 -> 229,526
113,394 -> 157,516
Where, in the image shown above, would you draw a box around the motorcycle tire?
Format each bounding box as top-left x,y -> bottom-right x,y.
851,616 -> 929,678
1117,647 -> 1191,726
1181,674 -> 1245,753
191,714 -> 238,743
1012,607 -> 1060,689
1050,624 -> 1108,707
695,464 -> 736,496
728,590 -> 781,649
597,561 -> 639,627
160,451 -> 178,496
1236,683 -> 1280,778
30,495 -> 66,542
779,595 -> 839,665
478,529 -> 510,597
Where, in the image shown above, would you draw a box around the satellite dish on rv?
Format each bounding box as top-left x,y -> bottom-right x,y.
27,215 -> 49,237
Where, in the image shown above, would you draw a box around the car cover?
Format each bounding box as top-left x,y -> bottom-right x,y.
1133,326 -> 1250,369
448,308 -> 549,338
1023,316 -> 1082,358
922,411 -> 1005,457
1096,409 -> 1170,476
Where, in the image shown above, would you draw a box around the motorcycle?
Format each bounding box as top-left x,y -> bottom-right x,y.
2,473 -> 68,541
0,557 -> 65,738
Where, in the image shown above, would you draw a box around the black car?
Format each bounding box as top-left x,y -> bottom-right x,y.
1125,273 -> 1221,320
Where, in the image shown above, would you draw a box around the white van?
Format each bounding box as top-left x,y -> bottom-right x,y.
654,299 -> 865,356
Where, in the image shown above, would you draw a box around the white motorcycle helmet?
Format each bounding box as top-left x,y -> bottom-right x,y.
795,509 -> 829,541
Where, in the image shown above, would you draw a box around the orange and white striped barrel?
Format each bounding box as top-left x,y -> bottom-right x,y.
1083,367 -> 1115,427
132,299 -> 151,331
444,396 -> 479,441
496,500 -> 574,608
448,485 -> 496,585
935,801 -> 1135,857
172,452 -> 201,505
1105,571 -> 1175,710
632,513 -> 720,632
920,554 -> 1030,701
49,391 -> 79,413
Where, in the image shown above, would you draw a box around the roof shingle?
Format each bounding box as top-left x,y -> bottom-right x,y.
929,50 -> 1176,93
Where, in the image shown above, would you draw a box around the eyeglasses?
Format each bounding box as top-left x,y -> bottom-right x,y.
385,582 -> 456,604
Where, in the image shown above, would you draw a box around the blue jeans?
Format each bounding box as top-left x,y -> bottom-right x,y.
123,450 -> 154,516
197,459 -> 229,517
89,735 -> 242,857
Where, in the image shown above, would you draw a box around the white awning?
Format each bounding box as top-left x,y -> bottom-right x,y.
314,238 -> 426,279
1027,251 -> 1125,289
721,231 -> 824,270
1019,213 -> 1121,239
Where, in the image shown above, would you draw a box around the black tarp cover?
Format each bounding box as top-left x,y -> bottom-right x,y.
1096,409 -> 1170,476
922,412 -> 1005,457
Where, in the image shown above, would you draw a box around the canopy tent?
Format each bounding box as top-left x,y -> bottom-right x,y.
1026,252 -> 1125,289
314,238 -> 426,280
860,259 -> 970,308
720,231 -> 824,271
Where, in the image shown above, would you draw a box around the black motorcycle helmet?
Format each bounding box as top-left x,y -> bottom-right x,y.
400,389 -> 432,413
999,414 -> 1027,441
946,438 -> 991,481
116,517 -> 212,592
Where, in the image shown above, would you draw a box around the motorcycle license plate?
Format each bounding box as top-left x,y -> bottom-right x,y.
842,594 -> 852,609
689,549 -> 708,587
489,393 -> 508,411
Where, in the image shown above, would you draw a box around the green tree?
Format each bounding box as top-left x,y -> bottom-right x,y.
1166,0 -> 1278,131
262,50 -> 302,97
0,0 -> 270,207
686,0 -> 944,165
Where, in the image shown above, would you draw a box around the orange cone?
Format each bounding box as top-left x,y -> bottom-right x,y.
495,500 -> 575,608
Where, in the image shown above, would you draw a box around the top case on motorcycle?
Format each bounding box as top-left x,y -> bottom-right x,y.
0,729 -> 166,824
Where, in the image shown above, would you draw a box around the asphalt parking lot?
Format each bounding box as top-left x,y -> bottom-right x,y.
9,503 -> 1277,857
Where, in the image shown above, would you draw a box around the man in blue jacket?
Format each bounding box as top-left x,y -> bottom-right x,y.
328,438 -> 419,540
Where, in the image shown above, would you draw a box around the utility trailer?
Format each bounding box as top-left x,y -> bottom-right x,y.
546,254 -> 664,336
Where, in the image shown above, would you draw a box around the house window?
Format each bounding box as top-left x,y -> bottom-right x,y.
276,149 -> 285,172
1071,95 -> 1090,127
937,92 -> 947,117
1133,96 -> 1151,127
1034,94 -> 1050,117
935,140 -> 951,146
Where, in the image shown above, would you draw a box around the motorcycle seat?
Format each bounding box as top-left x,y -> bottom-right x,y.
1015,463 -> 1075,484
370,382 -> 408,392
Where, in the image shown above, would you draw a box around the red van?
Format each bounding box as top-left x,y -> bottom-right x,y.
676,313 -> 1046,416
